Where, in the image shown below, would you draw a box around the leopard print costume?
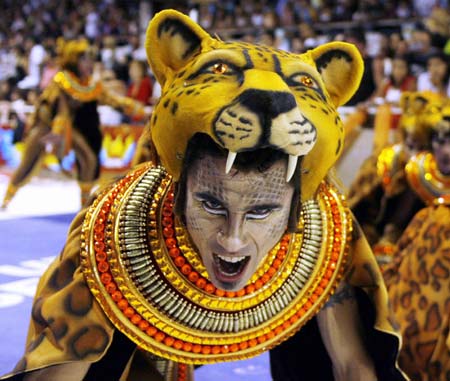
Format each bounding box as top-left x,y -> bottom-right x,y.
384,101 -> 450,381
384,206 -> 450,381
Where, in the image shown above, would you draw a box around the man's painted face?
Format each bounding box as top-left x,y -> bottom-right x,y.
432,131 -> 450,175
185,155 -> 294,291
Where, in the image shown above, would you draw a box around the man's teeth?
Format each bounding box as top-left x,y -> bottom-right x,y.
217,254 -> 246,263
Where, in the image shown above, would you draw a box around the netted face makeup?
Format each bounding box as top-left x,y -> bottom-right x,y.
185,154 -> 294,291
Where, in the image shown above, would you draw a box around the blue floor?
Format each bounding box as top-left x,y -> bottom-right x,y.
0,213 -> 271,380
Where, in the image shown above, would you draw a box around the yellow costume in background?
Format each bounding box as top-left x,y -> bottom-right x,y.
385,101 -> 450,380
347,92 -> 441,264
1,39 -> 146,209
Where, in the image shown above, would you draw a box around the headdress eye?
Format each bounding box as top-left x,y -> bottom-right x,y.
288,73 -> 319,89
212,63 -> 229,74
300,75 -> 314,87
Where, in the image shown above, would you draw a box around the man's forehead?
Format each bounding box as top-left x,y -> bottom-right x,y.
188,155 -> 290,200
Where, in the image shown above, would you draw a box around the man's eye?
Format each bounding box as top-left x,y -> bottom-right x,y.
202,200 -> 226,215
246,208 -> 273,220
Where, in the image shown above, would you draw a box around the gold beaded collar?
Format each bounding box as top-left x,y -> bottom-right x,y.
406,152 -> 450,205
81,163 -> 352,364
53,70 -> 102,102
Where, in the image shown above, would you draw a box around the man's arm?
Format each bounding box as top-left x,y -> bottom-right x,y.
317,281 -> 377,381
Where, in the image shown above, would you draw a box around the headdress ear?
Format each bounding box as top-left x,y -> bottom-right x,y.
309,42 -> 364,107
145,10 -> 211,87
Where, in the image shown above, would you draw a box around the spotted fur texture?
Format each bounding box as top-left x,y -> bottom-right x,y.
384,206 -> 450,380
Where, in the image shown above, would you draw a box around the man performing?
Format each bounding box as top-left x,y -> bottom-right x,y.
1,10 -> 407,381
1,38 -> 146,209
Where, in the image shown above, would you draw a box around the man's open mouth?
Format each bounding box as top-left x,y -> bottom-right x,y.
212,253 -> 250,280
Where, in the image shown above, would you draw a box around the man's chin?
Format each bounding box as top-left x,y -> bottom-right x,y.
210,277 -> 247,292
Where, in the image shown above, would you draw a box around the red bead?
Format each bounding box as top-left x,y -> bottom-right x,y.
181,264 -> 192,275
162,217 -> 173,227
165,238 -> 177,248
97,261 -> 109,273
100,273 -> 112,285
169,247 -> 181,258
95,252 -> 107,262
163,227 -> 174,238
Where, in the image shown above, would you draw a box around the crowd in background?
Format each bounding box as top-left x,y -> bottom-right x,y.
0,0 -> 449,138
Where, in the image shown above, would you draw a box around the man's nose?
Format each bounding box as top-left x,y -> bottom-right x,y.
217,213 -> 248,253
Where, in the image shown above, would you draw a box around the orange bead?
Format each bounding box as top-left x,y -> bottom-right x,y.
236,288 -> 246,297
117,299 -> 128,310
94,232 -> 104,241
324,270 -> 333,279
112,290 -> 123,302
105,282 -> 117,294
201,345 -> 211,354
266,331 -> 275,340
272,259 -> 282,269
94,223 -> 105,233
138,320 -> 150,331
229,343 -> 239,352
276,250 -> 286,259
282,321 -> 291,330
196,278 -> 207,289
174,256 -> 186,267
182,342 -> 192,352
164,337 -> 175,347
98,261 -> 109,273
320,278 -> 329,288
165,238 -> 177,248
331,252 -> 339,261
267,267 -> 276,276
261,274 -> 271,283
297,308 -> 306,317
315,286 -> 324,296
248,339 -> 258,347
239,341 -> 248,350
181,264 -> 192,275
254,280 -> 263,290
310,294 -> 318,303
100,272 -> 112,285
146,326 -> 157,336
204,284 -> 216,294
305,301 -> 313,309
220,345 -> 229,354
274,326 -> 283,335
169,247 -> 180,258
245,284 -> 255,294
257,335 -> 266,344
215,288 -> 225,297
95,251 -> 107,262
94,241 -> 105,252
289,315 -> 298,324
225,291 -> 236,298
155,332 -> 166,342
192,344 -> 202,353
211,346 -> 221,354
124,307 -> 135,318
188,272 -> 199,282
173,340 -> 183,350
131,314 -> 142,325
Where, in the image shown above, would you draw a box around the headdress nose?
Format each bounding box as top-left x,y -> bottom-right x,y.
237,90 -> 297,121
